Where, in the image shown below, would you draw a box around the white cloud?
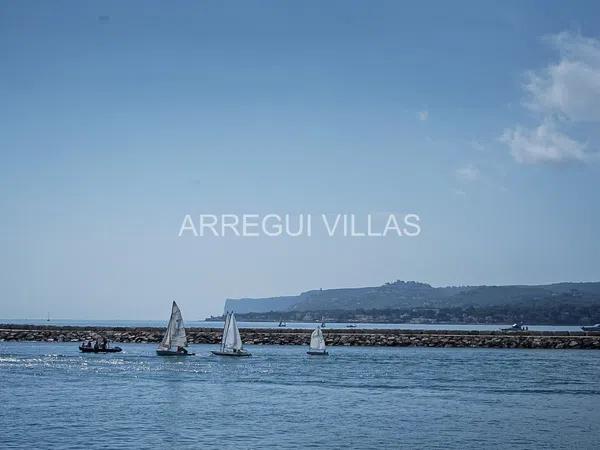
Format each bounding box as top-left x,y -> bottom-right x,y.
503,31 -> 600,165
455,164 -> 481,182
525,32 -> 600,121
500,122 -> 588,164
417,110 -> 429,121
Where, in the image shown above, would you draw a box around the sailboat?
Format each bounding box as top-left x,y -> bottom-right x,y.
582,323 -> 600,332
211,311 -> 251,357
307,326 -> 328,355
156,301 -> 195,356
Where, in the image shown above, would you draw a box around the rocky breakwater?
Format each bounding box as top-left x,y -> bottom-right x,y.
1,325 -> 600,349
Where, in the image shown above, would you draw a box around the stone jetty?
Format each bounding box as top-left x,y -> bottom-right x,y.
1,324 -> 600,349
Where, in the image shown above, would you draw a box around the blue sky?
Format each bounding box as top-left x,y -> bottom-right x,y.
1,1 -> 599,319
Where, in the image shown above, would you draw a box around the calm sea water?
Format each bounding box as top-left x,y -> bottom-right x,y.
0,318 -> 585,331
1,342 -> 599,449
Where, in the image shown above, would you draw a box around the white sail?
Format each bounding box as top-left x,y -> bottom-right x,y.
159,301 -> 187,350
221,312 -> 231,351
310,327 -> 326,351
223,312 -> 243,351
231,314 -> 242,350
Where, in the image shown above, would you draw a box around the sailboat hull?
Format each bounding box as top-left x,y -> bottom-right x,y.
307,350 -> 329,356
156,350 -> 195,356
211,350 -> 251,357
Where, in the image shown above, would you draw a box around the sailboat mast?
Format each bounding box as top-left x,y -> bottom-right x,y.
221,312 -> 230,352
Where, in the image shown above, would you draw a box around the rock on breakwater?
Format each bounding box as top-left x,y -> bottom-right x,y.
1,324 -> 600,349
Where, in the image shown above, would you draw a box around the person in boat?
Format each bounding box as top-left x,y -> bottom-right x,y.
93,340 -> 99,351
176,346 -> 188,354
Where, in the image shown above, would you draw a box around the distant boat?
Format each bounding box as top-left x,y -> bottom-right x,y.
307,326 -> 328,356
278,318 -> 286,327
346,324 -> 357,328
211,312 -> 251,357
501,322 -> 527,332
581,323 -> 600,332
156,301 -> 194,356
320,316 -> 326,328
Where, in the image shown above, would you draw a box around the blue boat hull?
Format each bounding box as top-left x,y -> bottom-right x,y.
156,350 -> 195,356
211,350 -> 251,357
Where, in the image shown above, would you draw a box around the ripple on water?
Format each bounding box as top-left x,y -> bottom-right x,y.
1,342 -> 599,449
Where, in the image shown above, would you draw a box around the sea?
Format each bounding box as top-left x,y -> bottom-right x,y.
1,342 -> 599,449
0,318 -> 586,332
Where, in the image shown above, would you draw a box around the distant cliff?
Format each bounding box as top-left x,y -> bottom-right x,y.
219,281 -> 600,324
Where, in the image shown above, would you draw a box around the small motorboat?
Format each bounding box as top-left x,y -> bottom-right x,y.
307,326 -> 328,356
79,339 -> 122,353
346,324 -> 357,328
156,301 -> 195,356
581,323 -> 600,332
211,311 -> 251,357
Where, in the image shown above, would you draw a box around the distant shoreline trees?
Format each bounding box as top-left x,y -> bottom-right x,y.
207,303 -> 600,326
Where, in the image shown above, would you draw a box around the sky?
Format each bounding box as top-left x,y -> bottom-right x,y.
1,1 -> 600,320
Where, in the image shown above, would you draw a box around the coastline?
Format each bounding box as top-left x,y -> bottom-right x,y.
1,324 -> 600,349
